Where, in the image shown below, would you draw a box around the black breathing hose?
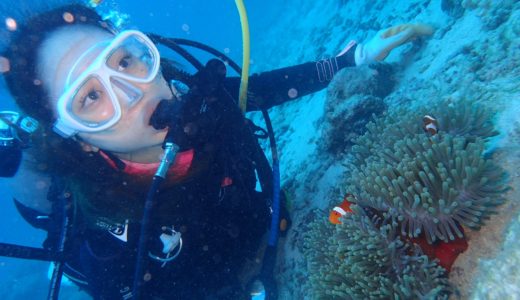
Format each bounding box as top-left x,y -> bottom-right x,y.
132,142 -> 178,299
132,35 -> 281,300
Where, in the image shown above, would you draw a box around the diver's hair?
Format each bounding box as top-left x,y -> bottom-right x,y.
1,3 -> 117,181
3,4 -> 114,126
1,4 -> 200,227
1,4 -> 142,226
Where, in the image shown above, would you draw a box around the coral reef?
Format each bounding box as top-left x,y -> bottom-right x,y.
347,99 -> 508,243
441,0 -> 464,19
470,202 -> 520,298
301,97 -> 508,298
249,0 -> 520,297
461,0 -> 517,30
303,206 -> 450,299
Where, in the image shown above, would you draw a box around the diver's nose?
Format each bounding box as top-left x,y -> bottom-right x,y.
111,78 -> 144,108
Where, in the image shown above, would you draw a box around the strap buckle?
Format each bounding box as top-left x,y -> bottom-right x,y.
148,226 -> 183,267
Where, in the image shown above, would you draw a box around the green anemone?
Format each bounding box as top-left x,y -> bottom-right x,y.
351,98 -> 498,167
302,207 -> 450,299
350,134 -> 508,243
347,99 -> 507,243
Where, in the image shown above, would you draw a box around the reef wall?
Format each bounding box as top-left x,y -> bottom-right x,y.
249,0 -> 520,298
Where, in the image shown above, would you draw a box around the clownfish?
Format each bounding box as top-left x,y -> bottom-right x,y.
423,115 -> 439,136
329,194 -> 355,225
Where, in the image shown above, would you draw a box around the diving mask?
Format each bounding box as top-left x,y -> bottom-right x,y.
53,30 -> 161,138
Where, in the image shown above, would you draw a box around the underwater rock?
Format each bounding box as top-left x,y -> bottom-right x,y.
441,0 -> 464,19
321,64 -> 393,156
328,63 -> 396,99
322,94 -> 386,156
461,0 -> 516,30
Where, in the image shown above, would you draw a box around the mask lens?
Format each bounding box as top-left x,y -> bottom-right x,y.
68,76 -> 116,127
54,31 -> 160,137
106,35 -> 158,80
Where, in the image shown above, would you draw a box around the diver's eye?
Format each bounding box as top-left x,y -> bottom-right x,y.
87,90 -> 100,100
118,56 -> 132,71
80,90 -> 102,108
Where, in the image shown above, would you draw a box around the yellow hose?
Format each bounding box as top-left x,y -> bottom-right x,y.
235,0 -> 251,113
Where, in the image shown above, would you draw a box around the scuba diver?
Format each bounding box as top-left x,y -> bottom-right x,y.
0,3 -> 433,299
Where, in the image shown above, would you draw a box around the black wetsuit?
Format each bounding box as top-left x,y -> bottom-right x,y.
45,49 -> 357,300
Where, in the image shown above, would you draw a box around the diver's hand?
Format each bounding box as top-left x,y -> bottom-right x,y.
354,24 -> 434,66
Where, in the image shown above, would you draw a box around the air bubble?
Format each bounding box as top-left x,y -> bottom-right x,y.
36,181 -> 48,190
62,12 -> 74,23
288,88 -> 298,98
5,17 -> 17,31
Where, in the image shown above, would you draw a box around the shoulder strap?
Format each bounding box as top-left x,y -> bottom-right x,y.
160,58 -> 275,200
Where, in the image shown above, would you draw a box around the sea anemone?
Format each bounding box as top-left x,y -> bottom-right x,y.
302,98 -> 506,297
302,206 -> 450,299
351,98 -> 498,166
346,99 -> 508,243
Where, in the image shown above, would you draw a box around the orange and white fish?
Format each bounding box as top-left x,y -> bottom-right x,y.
329,194 -> 355,225
423,115 -> 438,136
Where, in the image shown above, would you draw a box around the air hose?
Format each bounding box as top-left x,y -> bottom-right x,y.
234,2 -> 281,299
235,0 -> 251,113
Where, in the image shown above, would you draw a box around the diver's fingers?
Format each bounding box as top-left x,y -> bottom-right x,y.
374,24 -> 434,61
355,23 -> 434,65
381,27 -> 415,48
381,24 -> 435,39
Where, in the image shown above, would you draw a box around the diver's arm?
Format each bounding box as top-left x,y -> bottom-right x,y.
223,23 -> 434,111
223,44 -> 357,111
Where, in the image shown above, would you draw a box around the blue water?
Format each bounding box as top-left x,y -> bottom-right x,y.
4,0 -> 517,299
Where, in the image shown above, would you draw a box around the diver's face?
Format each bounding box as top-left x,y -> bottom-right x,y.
37,25 -> 172,161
